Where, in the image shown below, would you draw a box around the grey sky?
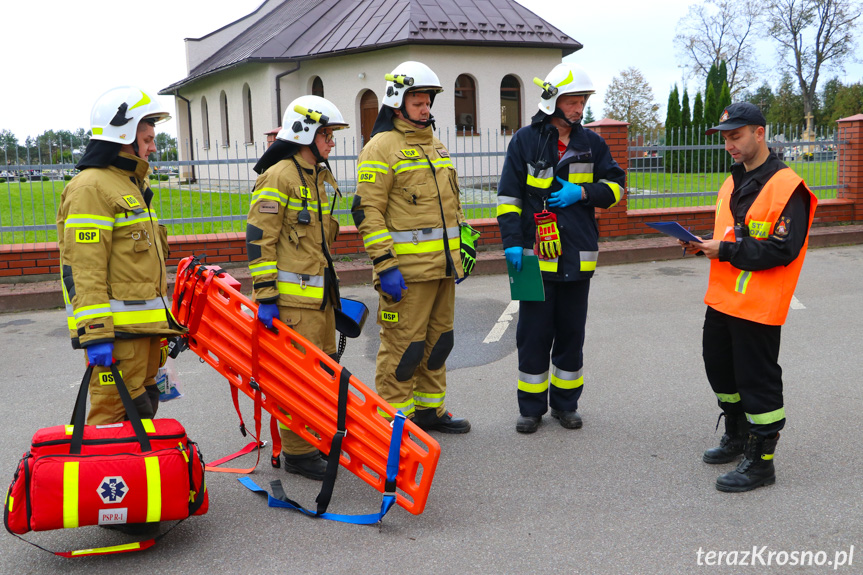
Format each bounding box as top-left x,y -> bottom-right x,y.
2,0 -> 860,141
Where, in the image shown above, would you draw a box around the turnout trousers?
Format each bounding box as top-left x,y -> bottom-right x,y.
277,303 -> 337,455
375,279 -> 455,420
516,279 -> 590,417
86,336 -> 162,425
702,306 -> 785,438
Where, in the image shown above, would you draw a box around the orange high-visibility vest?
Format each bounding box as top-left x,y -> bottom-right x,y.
705,168 -> 817,326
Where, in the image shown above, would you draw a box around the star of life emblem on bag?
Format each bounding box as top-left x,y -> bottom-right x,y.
98,476 -> 128,504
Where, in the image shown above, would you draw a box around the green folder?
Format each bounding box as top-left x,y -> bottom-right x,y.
507,254 -> 545,301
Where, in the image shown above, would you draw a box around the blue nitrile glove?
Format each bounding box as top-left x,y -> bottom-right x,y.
504,246 -> 523,272
379,267 -> 407,302
547,177 -> 583,208
87,342 -> 114,367
257,303 -> 279,329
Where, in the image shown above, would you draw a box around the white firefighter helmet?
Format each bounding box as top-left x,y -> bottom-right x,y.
535,63 -> 595,115
276,95 -> 349,145
381,61 -> 443,109
89,86 -> 170,144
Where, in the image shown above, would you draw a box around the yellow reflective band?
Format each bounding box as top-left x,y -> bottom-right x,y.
357,161 -> 389,173
414,391 -> 445,407
129,90 -> 152,111
113,308 -> 168,327
602,180 -> 623,206
381,311 -> 399,322
431,158 -> 453,168
278,283 -> 324,299
393,159 -> 430,174
715,392 -> 741,403
363,230 -> 391,246
716,198 -> 723,214
550,373 -> 584,390
580,259 -> 597,272
527,174 -> 553,188
393,237 -> 459,255
75,303 -> 112,323
358,172 -> 376,183
518,379 -> 549,393
249,261 -> 277,276
748,220 -> 771,239
746,407 -> 786,425
145,457 -> 161,523
568,173 -> 593,184
735,270 -> 752,294
75,229 -> 100,243
496,204 -> 522,217
251,188 -> 288,207
65,213 -> 115,230
63,461 -> 79,529
71,542 -> 144,556
538,259 -> 558,272
142,419 -> 156,434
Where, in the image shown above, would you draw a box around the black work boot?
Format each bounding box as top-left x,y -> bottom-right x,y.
283,451 -> 327,480
703,412 -> 749,464
516,415 -> 541,434
413,409 -> 471,434
550,409 -> 583,429
715,433 -> 778,493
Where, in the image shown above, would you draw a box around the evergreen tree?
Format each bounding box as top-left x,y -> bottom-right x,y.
718,60 -> 728,89
693,92 -> 704,127
704,83 -> 718,127
584,105 -> 596,124
819,77 -> 843,127
751,82 -> 776,120
665,85 -> 681,172
719,82 -> 732,113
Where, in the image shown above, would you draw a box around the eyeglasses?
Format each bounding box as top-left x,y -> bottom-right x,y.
318,131 -> 334,143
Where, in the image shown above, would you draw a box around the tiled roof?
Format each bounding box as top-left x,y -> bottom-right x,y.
160,0 -> 581,93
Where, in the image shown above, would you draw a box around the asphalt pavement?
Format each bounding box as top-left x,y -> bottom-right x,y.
1,245 -> 861,574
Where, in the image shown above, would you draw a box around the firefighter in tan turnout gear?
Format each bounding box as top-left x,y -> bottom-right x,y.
57,86 -> 183,427
351,61 -> 478,433
245,95 -> 349,479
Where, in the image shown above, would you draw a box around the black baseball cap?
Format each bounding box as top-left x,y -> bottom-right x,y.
705,102 -> 766,135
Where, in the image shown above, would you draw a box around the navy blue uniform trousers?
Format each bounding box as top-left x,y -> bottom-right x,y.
516,279 -> 590,416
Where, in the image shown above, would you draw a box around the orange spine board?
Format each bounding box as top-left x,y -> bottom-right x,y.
172,259 -> 440,515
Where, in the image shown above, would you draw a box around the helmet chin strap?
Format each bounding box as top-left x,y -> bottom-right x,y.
399,105 -> 436,129
309,140 -> 325,163
551,106 -> 580,127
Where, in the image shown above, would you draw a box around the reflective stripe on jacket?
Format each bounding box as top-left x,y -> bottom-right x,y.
245,155 -> 340,309
352,118 -> 465,283
496,114 -> 626,281
57,153 -> 182,348
705,168 -> 817,325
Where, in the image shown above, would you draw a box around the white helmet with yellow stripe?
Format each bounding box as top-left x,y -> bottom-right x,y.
276,95 -> 349,146
535,63 -> 595,115
89,86 -> 170,144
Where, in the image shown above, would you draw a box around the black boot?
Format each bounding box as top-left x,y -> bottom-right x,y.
413,409 -> 471,434
516,415 -> 541,434
715,433 -> 778,493
283,451 -> 327,480
703,412 -> 749,464
550,409 -> 583,429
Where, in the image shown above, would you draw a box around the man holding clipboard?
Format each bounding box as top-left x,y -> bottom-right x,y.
680,103 -> 816,492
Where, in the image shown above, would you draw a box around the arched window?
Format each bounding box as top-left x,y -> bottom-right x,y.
312,76 -> 324,97
500,75 -> 522,133
201,96 -> 210,148
242,84 -> 254,144
359,90 -> 378,147
454,74 -> 478,133
220,91 -> 230,146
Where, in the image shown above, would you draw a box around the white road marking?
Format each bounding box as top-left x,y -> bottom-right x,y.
483,300 -> 520,343
790,295 -> 805,310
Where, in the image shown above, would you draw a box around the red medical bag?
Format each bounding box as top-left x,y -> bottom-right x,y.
4,364 -> 207,556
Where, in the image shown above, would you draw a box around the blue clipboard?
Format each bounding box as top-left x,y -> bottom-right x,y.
645,221 -> 702,243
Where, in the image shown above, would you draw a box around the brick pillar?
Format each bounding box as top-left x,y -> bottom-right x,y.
585,118 -> 630,237
265,127 -> 280,147
836,114 -> 863,221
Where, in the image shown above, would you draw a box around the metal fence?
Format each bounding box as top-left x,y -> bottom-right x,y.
0,128 -> 512,244
628,124 -> 844,210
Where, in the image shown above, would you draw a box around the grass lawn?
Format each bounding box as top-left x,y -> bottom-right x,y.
0,160 -> 843,244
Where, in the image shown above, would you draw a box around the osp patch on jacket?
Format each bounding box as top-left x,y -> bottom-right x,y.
75,229 -> 100,243
381,310 -> 399,323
